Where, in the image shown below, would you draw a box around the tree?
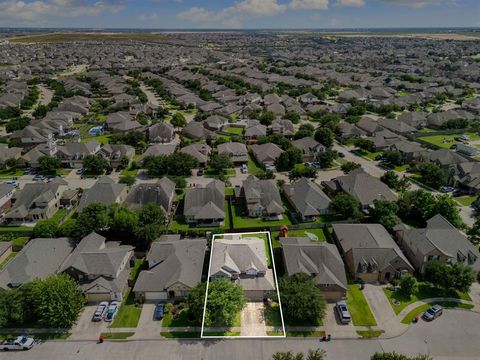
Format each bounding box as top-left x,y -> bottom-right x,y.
371,352 -> 432,360
204,279 -> 247,326
278,273 -> 326,325
33,219 -> 59,238
5,158 -> 17,169
83,155 -> 109,175
209,154 -> 233,174
329,193 -> 361,220
259,111 -> 276,126
314,128 -> 334,148
74,203 -> 109,239
28,274 -> 84,328
108,204 -> 138,238
354,138 -> 376,152
171,112 -> 187,127
0,288 -> 29,327
119,174 -> 136,186
371,200 -> 401,231
450,262 -> 476,293
186,282 -> 206,325
289,167 -> 317,181
382,151 -> 403,166
275,148 -> 302,171
294,123 -> 315,139
399,274 -> 418,297
58,218 -> 77,238
341,161 -> 361,174
38,156 -> 61,174
418,162 -> 447,190
424,260 -> 451,289
285,110 -> 301,124
397,190 -> 437,226
5,116 -> 30,132
134,203 -> 166,248
144,153 -> 199,177
381,170 -> 399,188
258,134 -> 291,150
435,195 -> 463,228
316,149 -> 337,168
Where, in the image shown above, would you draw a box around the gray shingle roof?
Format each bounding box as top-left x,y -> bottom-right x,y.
283,178 -> 331,217
77,176 -> 126,211
125,177 -> 176,213
183,180 -> 225,220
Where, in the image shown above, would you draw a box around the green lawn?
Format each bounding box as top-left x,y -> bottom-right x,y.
11,236 -> 29,247
169,201 -> 231,231
231,203 -> 292,229
0,168 -> 24,178
0,226 -> 33,234
384,282 -> 471,315
394,164 -> 410,172
264,301 -> 283,326
270,227 -> 328,249
401,302 -> 474,324
247,155 -> 263,175
266,330 -> 285,336
357,330 -> 383,338
353,149 -> 382,161
455,195 -> 477,207
162,309 -> 199,327
120,168 -> 139,177
347,284 -> 377,326
109,289 -> 142,328
225,126 -> 244,135
161,332 -> 200,338
0,333 -> 70,340
50,208 -> 67,224
226,187 -> 235,196
81,134 -> 111,144
0,252 -> 17,269
418,132 -> 480,149
129,259 -> 144,281
100,332 -> 134,340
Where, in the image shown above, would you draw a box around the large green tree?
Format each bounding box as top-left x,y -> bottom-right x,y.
134,203 -> 166,248
204,279 -> 247,327
314,127 -> 335,148
38,155 -> 61,174
329,193 -> 361,220
186,282 -> 206,325
32,219 -> 59,238
418,162 -> 447,190
74,203 -> 109,238
209,154 -> 233,174
275,148 -> 302,171
278,273 -> 326,325
82,154 -> 109,175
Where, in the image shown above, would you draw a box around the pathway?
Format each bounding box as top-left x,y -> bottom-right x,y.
396,297 -> 476,321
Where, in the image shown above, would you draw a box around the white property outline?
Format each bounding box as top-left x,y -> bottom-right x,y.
200,230 -> 286,339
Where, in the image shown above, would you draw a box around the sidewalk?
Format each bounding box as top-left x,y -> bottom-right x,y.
396,297 -> 476,320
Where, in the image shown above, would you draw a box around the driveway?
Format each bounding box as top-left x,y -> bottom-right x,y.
323,303 -> 357,338
240,302 -> 267,336
70,305 -> 107,340
130,304 -> 161,340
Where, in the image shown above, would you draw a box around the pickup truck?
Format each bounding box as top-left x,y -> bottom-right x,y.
1,336 -> 35,351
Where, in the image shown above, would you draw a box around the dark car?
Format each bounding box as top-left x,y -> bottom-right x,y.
375,155 -> 383,161
197,168 -> 204,176
154,303 -> 164,320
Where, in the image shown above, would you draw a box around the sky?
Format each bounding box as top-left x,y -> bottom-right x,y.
0,0 -> 479,29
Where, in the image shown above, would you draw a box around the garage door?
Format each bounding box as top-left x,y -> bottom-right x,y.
87,293 -> 111,303
145,292 -> 168,301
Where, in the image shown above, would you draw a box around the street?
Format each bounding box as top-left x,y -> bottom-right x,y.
3,310 -> 479,360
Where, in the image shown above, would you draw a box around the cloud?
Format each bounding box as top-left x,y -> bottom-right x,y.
335,0 -> 365,6
289,0 -> 329,10
228,0 -> 286,16
380,0 -> 442,7
0,0 -> 124,23
177,6 -> 215,22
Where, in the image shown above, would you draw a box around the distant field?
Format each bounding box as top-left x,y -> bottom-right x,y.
10,32 -> 169,44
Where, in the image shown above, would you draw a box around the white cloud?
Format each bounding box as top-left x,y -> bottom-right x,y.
335,0 -> 365,6
0,0 -> 123,23
289,0 -> 329,10
381,0 -> 442,7
228,0 -> 286,16
177,6 -> 215,22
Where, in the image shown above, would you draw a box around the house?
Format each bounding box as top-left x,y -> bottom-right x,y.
397,112 -> 427,129
283,178 -> 331,221
291,137 -> 325,162
244,123 -> 266,140
0,242 -> 12,265
125,178 -> 176,213
183,179 -> 225,226
395,215 -> 480,275
451,162 -> 480,194
332,223 -> 414,282
210,235 -> 275,301
77,176 -> 128,211
149,122 -> 174,143
280,238 -> 347,302
271,119 -> 294,136
218,142 -> 248,164
378,118 -> 417,135
0,144 -> 22,166
180,144 -> 211,166
203,115 -> 228,131
56,141 -> 101,168
422,149 -> 469,169
0,237 -> 75,289
389,141 -> 425,163
235,175 -> 285,218
250,143 -> 284,169
4,179 -> 68,224
322,169 -> 396,209
140,144 -> 177,163
0,183 -> 15,216
356,116 -> 382,136
60,232 -> 134,302
182,121 -> 216,140
105,112 -> 142,133
337,121 -> 366,140
133,238 -> 206,302
99,144 -> 135,168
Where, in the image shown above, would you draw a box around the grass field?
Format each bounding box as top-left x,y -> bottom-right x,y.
231,203 -> 292,229
455,195 -> 477,206
247,154 -> 263,175
347,284 -> 377,327
81,135 -> 111,144
418,132 -> 480,149
0,252 -> 17,269
10,32 -> 169,44
225,126 -> 244,135
384,282 -> 471,315
109,289 -> 142,328
0,168 -> 24,178
357,330 -> 383,338
401,302 -> 474,324
100,332 -> 134,340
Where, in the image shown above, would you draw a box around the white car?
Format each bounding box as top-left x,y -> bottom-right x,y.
335,300 -> 351,324
104,301 -> 120,322
76,168 -> 84,175
92,301 -> 109,322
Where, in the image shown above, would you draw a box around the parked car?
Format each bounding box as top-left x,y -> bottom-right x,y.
5,180 -> 18,188
375,155 -> 383,161
441,186 -> 455,193
422,304 -> 443,321
1,336 -> 35,351
338,152 -> 345,158
92,301 -> 109,322
154,303 -> 164,320
335,300 -> 351,324
32,175 -> 45,182
241,164 -> 248,174
75,167 -> 84,175
197,167 -> 204,176
104,301 -> 120,322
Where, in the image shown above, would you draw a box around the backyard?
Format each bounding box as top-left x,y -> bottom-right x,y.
418,132 -> 480,149
169,201 -> 231,232
231,203 -> 292,229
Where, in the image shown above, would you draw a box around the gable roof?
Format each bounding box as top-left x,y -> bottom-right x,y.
125,177 -> 176,212
77,176 -> 126,211
283,178 -> 331,217
183,180 -> 225,220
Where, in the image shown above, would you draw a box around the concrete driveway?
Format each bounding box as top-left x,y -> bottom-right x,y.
323,303 -> 357,338
240,302 -> 267,336
131,304 -> 161,340
70,305 -> 107,340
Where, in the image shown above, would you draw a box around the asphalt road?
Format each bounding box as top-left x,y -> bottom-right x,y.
3,310 -> 479,360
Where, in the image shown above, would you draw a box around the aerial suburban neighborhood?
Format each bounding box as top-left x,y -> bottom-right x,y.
0,11 -> 480,360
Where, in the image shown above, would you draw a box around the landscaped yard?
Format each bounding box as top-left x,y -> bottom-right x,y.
0,167 -> 24,178
162,309 -> 199,327
247,154 -> 263,176
225,126 -> 244,135
160,331 -> 200,338
383,282 -> 471,315
347,284 -> 377,326
120,168 -> 139,177
270,227 -> 328,249
400,301 -> 474,324
418,132 -> 480,149
353,149 -> 383,161
129,259 -> 144,281
264,301 -> 283,326
231,203 -> 292,229
81,134 -> 111,144
455,195 -> 477,207
50,208 -> 67,224
109,288 -> 142,328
